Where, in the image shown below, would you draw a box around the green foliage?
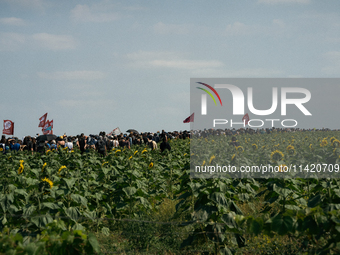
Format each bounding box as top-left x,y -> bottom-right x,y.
0,221 -> 101,255
2,132 -> 340,254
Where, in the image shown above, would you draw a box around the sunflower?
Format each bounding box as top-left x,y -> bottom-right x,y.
184,153 -> 187,156
330,137 -> 336,143
41,177 -> 53,189
149,162 -> 154,168
18,160 -> 24,175
252,144 -> 258,150
41,162 -> 47,172
278,164 -> 287,173
231,154 -> 236,161
332,139 -> 340,147
320,139 -> 328,147
286,145 -> 295,155
202,160 -> 206,166
45,150 -> 50,155
0,148 -> 3,152
142,148 -> 147,154
115,149 -> 121,154
102,162 -> 109,166
309,144 -> 312,149
209,155 -> 216,164
58,165 -> 66,173
129,156 -> 132,160
270,150 -> 284,161
134,150 -> 138,155
235,146 -> 244,153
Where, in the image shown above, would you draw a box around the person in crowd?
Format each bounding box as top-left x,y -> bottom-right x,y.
96,136 -> 107,157
0,136 -> 6,153
10,139 -> 21,152
50,140 -> 57,150
160,136 -> 171,153
148,136 -> 157,150
77,133 -> 86,154
65,137 -> 73,151
57,136 -> 65,149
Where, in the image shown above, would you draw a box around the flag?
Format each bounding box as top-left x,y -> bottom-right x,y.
42,120 -> 50,131
183,113 -> 194,123
242,113 -> 250,125
42,120 -> 53,135
38,113 -> 48,127
3,120 -> 14,135
109,127 -> 121,136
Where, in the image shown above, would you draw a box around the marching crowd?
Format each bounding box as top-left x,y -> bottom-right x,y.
1,127 -> 337,156
0,130 -> 190,156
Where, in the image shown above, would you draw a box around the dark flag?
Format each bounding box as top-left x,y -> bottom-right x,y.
3,120 -> 14,135
183,113 -> 194,123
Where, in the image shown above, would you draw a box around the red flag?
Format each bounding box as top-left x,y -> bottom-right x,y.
3,120 -> 14,135
42,120 -> 53,134
38,113 -> 48,127
42,120 -> 50,131
183,113 -> 194,123
242,113 -> 250,125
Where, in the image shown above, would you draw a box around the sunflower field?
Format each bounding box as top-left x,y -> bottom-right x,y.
1,131 -> 340,254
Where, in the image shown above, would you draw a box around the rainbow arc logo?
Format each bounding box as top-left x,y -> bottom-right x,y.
196,82 -> 222,115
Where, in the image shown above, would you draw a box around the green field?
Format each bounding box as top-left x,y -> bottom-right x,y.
1,131 -> 340,254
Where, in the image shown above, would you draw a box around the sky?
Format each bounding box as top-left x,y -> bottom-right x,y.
1,0 -> 340,137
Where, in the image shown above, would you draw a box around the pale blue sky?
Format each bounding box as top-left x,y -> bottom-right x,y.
1,0 -> 340,137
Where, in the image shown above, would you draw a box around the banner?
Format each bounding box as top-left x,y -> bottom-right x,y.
242,113 -> 250,126
3,120 -> 14,135
109,127 -> 121,136
42,120 -> 53,135
38,113 -> 48,127
183,113 -> 194,123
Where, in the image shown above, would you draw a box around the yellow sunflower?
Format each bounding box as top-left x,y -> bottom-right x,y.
209,155 -> 216,164
129,156 -> 132,160
18,160 -> 24,175
320,139 -> 328,147
332,139 -> 340,147
270,150 -> 284,161
58,165 -> 66,173
202,160 -> 206,166
235,146 -> 244,153
231,154 -> 236,161
278,164 -> 287,173
41,162 -> 47,172
134,150 -> 138,155
252,144 -> 258,150
286,145 -> 295,155
149,162 -> 154,168
41,177 -> 53,189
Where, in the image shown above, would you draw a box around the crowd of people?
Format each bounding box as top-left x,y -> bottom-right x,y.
0,130 -> 191,156
1,127 -> 337,156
